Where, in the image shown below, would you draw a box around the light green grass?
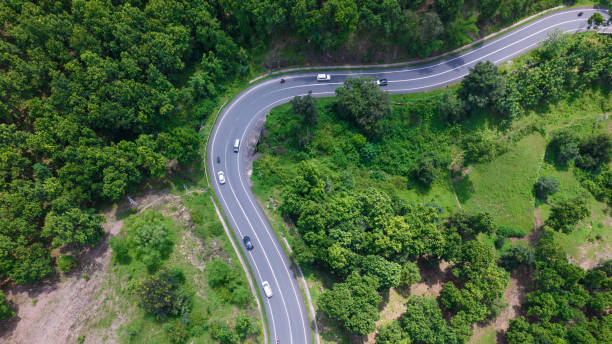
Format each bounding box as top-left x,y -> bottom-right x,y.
456,133 -> 546,232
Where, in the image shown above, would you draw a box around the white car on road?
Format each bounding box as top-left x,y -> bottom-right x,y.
217,171 -> 226,184
262,281 -> 274,298
316,73 -> 331,81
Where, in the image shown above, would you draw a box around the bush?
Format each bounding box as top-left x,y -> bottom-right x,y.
133,269 -> 191,320
211,322 -> 239,344
56,255 -> 76,273
576,134 -> 612,171
206,259 -> 249,306
0,290 -> 15,320
412,155 -> 440,187
495,236 -> 508,249
234,313 -> 259,339
497,225 -> 527,238
547,198 -> 590,233
534,176 -> 559,200
548,129 -> 579,165
164,320 -> 190,344
462,133 -> 505,163
399,261 -> 421,288
500,243 -> 536,271
125,211 -> 174,271
109,236 -> 130,264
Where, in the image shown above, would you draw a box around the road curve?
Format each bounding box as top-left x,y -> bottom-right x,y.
208,7 -> 609,344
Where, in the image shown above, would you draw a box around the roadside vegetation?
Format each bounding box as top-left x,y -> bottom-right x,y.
252,31 -> 611,343
94,184 -> 261,344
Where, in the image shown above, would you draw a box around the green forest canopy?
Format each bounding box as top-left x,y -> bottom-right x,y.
0,0 -> 605,290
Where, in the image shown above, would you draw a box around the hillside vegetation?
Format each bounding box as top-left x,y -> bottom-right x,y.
253,31 -> 612,343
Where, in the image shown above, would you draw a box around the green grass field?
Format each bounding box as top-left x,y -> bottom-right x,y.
456,133 -> 546,232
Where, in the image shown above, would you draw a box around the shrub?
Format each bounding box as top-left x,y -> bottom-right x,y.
462,133 -> 504,163
234,313 -> 259,339
496,225 -> 527,238
0,290 -> 15,320
125,211 -> 173,271
547,198 -> 590,233
164,320 -> 190,344
57,255 -> 76,273
109,236 -> 130,264
495,236 -> 508,249
133,269 -> 191,320
211,322 -> 239,344
534,176 -> 559,200
399,261 -> 421,288
576,134 -> 612,171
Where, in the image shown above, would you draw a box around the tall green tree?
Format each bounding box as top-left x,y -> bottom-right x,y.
335,77 -> 391,139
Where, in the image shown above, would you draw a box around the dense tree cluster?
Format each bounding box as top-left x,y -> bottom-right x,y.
505,236 -> 612,344
0,0 -> 246,286
279,159 -> 509,339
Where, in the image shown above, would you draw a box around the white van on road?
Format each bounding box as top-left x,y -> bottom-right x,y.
233,139 -> 240,152
316,74 -> 331,81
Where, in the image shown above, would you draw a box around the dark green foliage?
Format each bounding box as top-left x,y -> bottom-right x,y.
318,272 -> 382,336
0,0 -> 250,285
125,211 -> 174,272
588,13 -> 605,26
291,91 -> 318,127
547,198 -> 590,233
447,211 -> 496,240
376,320 -> 409,344
335,77 -> 392,139
56,255 -> 76,273
412,154 -> 440,187
581,169 -> 612,206
164,320 -> 190,344
234,313 -> 260,339
505,234 -> 611,343
210,322 -> 239,344
399,261 -> 421,288
511,32 -> 611,110
462,132 -> 505,163
206,259 -> 250,306
401,296 -> 457,344
439,92 -> 467,123
361,255 -> 401,290
548,129 -> 579,165
534,176 -> 559,200
109,236 -> 130,265
133,269 -> 191,321
500,243 -> 536,270
576,134 -> 612,172
458,61 -> 506,112
0,290 -> 15,320
497,225 -> 527,238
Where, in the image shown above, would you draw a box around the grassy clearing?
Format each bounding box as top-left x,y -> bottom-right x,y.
88,183 -> 261,344
456,133 -> 546,232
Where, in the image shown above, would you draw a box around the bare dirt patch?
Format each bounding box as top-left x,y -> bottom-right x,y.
0,189 -> 194,344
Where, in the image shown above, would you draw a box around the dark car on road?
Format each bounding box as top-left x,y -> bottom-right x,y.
243,236 -> 254,250
376,78 -> 388,86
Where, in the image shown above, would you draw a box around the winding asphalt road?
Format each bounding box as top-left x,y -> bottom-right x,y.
208,7 -> 609,344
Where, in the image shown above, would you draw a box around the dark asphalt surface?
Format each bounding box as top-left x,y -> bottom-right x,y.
207,7 -> 609,344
